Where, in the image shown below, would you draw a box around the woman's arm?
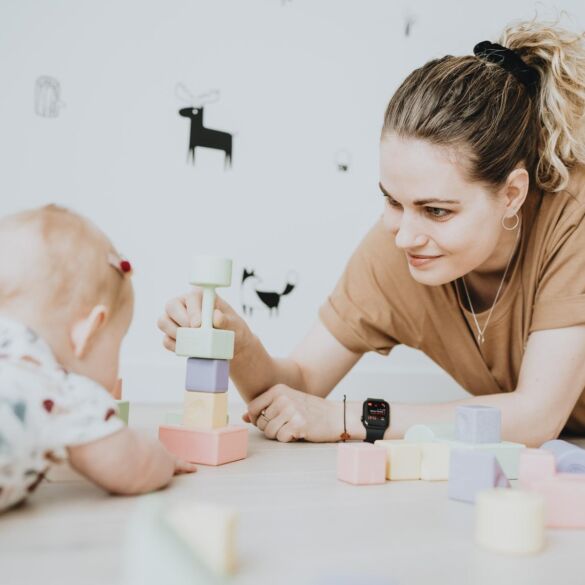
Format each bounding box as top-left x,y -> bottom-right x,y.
247,325 -> 585,447
159,292 -> 363,403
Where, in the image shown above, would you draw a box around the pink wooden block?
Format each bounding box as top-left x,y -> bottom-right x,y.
531,473 -> 585,528
159,424 -> 248,466
337,443 -> 386,485
518,448 -> 556,489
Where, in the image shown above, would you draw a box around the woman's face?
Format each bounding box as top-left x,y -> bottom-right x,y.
379,133 -> 513,286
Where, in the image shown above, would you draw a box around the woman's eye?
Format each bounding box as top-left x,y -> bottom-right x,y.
426,207 -> 451,219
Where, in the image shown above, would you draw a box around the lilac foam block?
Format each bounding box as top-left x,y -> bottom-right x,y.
455,404 -> 501,444
448,449 -> 510,503
541,439 -> 585,473
185,357 -> 229,393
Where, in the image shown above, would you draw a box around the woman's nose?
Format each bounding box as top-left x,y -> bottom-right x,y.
392,215 -> 427,250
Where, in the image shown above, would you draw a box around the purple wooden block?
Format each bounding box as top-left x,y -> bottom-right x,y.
448,449 -> 510,503
185,357 -> 229,392
455,405 -> 501,444
542,439 -> 585,473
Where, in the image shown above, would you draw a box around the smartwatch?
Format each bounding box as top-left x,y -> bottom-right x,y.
361,398 -> 390,443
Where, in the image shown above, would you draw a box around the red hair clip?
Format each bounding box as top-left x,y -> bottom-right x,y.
108,253 -> 133,276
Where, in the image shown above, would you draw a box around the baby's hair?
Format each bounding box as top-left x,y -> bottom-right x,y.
382,15 -> 585,193
0,204 -> 131,320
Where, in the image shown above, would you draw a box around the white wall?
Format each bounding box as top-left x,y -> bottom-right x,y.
1,0 -> 583,404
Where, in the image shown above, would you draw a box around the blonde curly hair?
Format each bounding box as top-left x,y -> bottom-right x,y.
382,16 -> 585,193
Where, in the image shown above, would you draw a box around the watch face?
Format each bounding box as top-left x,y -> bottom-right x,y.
364,400 -> 388,428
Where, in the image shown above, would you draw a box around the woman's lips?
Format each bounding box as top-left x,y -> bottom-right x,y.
407,253 -> 442,267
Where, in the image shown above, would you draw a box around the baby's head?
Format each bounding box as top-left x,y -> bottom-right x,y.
0,204 -> 134,392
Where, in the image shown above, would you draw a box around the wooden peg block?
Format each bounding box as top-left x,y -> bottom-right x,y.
420,442 -> 450,480
455,405 -> 501,444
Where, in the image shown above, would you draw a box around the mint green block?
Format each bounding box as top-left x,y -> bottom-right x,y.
404,423 -> 455,442
116,400 -> 130,425
435,439 -> 525,479
165,410 -> 182,425
175,327 -> 234,360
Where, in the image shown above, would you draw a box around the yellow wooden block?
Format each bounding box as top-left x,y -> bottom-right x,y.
182,391 -> 228,429
375,440 -> 421,480
420,442 -> 450,480
164,501 -> 238,576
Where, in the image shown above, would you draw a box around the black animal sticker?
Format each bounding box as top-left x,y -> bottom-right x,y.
34,76 -> 65,118
335,149 -> 352,172
176,84 -> 233,169
240,268 -> 298,317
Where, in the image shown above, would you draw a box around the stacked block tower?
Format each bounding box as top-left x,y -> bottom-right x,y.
158,256 -> 248,466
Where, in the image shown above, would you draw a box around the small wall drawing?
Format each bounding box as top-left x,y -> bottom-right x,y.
34,76 -> 65,118
240,268 -> 298,317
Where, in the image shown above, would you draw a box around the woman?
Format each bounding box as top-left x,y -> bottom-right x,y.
159,19 -> 585,447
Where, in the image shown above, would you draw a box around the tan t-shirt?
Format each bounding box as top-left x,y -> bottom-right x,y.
319,166 -> 585,433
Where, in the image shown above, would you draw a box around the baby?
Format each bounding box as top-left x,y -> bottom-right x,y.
0,204 -> 196,513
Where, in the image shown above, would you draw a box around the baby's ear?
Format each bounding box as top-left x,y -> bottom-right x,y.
71,305 -> 108,358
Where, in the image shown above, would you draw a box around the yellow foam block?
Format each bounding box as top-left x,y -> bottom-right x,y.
164,502 -> 238,576
437,439 -> 525,479
175,327 -> 235,360
420,442 -> 450,480
375,440 -> 421,480
475,489 -> 545,555
182,391 -> 228,429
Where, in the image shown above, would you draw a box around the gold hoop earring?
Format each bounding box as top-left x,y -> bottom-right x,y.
502,213 -> 519,231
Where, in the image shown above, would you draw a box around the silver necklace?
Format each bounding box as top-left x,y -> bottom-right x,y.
460,223 -> 522,345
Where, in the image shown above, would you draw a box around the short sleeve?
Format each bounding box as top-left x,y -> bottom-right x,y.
531,205 -> 585,331
42,372 -> 125,449
319,217 -> 400,355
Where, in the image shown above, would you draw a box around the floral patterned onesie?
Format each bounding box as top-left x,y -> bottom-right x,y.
0,316 -> 124,512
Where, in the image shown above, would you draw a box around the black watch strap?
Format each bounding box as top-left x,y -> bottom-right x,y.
365,427 -> 386,443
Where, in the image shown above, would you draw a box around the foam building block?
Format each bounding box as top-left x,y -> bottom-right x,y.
420,442 -> 450,480
337,443 -> 386,485
182,391 -> 228,429
185,357 -> 229,393
435,439 -> 524,479
116,400 -> 130,425
124,496 -> 219,585
448,449 -> 510,503
541,439 -> 585,473
165,410 -> 182,425
518,448 -> 556,489
475,489 -> 545,555
175,256 -> 235,360
176,327 -> 235,360
164,501 -> 238,576
404,423 -> 455,442
530,473 -> 585,528
455,405 -> 501,444
159,425 -> 248,466
375,440 -> 421,480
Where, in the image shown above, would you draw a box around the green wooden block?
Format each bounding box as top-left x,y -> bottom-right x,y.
176,327 -> 234,360
165,410 -> 183,425
436,439 -> 525,479
116,400 -> 130,425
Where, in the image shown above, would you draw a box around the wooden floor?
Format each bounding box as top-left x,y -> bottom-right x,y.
1,403 -> 584,585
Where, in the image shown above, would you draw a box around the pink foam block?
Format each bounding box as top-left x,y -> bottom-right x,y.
159,424 -> 248,466
531,473 -> 585,528
337,443 -> 386,485
518,448 -> 556,489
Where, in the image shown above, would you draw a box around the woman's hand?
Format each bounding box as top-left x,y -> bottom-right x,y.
243,384 -> 341,443
157,289 -> 253,356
